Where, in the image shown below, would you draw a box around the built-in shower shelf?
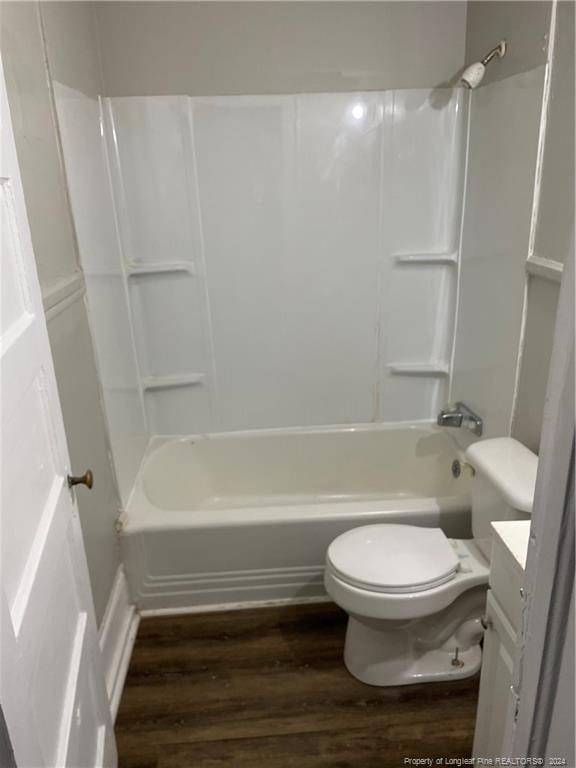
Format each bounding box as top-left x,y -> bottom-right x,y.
388,363 -> 450,377
101,382 -> 140,393
143,373 -> 206,391
526,255 -> 563,283
127,262 -> 196,277
394,252 -> 457,265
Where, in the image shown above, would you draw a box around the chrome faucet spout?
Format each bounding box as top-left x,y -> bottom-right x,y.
437,410 -> 464,428
437,402 -> 483,437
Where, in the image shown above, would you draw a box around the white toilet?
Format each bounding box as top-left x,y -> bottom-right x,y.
324,437 -> 538,686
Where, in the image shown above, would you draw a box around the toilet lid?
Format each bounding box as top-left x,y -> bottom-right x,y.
327,524 -> 460,594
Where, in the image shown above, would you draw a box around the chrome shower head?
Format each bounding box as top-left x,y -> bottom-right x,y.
461,40 -> 507,89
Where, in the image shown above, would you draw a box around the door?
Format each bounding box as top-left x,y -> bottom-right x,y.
0,57 -> 116,767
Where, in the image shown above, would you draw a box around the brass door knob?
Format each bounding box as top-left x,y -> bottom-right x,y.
67,469 -> 93,490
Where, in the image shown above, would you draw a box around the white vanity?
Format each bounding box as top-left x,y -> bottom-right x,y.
473,520 -> 531,758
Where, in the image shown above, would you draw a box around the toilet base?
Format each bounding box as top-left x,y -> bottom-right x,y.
343,612 -> 483,687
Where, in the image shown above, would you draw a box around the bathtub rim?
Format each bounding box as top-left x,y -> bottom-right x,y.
121,419 -> 472,533
124,420 -> 470,535
121,492 -> 472,533
138,418 -> 463,452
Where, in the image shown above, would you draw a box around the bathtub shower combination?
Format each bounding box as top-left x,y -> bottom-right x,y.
121,424 -> 471,610
54,82 -> 484,612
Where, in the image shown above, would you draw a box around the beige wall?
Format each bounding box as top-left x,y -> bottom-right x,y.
0,1 -> 79,288
463,0 -> 572,452
533,0 -> 574,265
465,1 -> 552,86
512,0 -> 574,453
513,278 -> 561,452
95,1 -> 467,96
40,1 -> 103,97
450,66 -> 545,439
1,1 -> 121,624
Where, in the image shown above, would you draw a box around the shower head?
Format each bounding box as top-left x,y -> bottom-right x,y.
461,40 -> 507,89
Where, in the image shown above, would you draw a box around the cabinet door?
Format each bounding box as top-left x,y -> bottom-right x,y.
473,590 -> 518,759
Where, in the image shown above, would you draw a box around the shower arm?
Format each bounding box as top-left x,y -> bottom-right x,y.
481,43 -> 506,66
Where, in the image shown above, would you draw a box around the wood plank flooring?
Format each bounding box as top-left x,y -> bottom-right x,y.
116,602 -> 479,768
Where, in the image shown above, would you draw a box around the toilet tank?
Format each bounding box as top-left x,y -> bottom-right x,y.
465,438 -> 538,561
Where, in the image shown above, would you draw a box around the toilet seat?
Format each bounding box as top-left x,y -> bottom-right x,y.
327,524 -> 460,594
325,537 -> 489,621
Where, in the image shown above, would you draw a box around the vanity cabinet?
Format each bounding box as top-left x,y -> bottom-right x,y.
472,590 -> 518,757
472,521 -> 530,760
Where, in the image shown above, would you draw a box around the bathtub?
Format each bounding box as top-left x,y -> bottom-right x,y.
121,422 -> 473,612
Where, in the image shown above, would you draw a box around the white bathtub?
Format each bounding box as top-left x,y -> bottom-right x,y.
121,422 -> 473,611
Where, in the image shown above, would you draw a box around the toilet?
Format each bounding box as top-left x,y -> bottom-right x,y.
324,437 -> 538,686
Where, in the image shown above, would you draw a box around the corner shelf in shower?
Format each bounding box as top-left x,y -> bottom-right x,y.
142,373 -> 206,391
127,262 -> 196,277
526,255 -> 563,283
394,252 -> 457,265
388,363 -> 450,377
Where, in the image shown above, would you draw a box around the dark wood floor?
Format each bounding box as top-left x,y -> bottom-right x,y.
116,602 -> 479,768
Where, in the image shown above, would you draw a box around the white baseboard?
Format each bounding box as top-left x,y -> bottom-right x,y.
98,566 -> 139,721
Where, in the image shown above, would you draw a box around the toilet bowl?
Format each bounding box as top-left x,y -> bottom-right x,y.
325,525 -> 489,685
324,437 -> 538,687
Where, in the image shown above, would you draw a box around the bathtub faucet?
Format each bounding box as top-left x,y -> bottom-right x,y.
437,402 -> 483,437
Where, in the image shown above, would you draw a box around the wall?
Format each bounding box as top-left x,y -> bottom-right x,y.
531,0 -> 574,266
465,1 -> 551,86
513,0 -> 574,452
451,0 -> 558,444
513,278 -> 561,451
95,1 -> 467,97
0,1 -> 122,624
450,66 -> 544,439
0,2 -> 79,289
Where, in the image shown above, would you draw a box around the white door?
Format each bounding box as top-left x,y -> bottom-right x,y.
0,58 -> 116,767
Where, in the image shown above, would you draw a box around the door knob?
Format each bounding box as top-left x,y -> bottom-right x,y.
67,469 -> 93,490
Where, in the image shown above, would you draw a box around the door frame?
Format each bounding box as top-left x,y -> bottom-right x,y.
509,246 -> 574,758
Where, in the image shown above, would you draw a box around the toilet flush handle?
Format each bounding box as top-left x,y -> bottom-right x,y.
480,616 -> 493,631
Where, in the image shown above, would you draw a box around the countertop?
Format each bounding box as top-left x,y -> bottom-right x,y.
491,520 -> 531,571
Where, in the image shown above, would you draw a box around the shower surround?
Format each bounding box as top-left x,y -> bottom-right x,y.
54,85 -> 467,501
